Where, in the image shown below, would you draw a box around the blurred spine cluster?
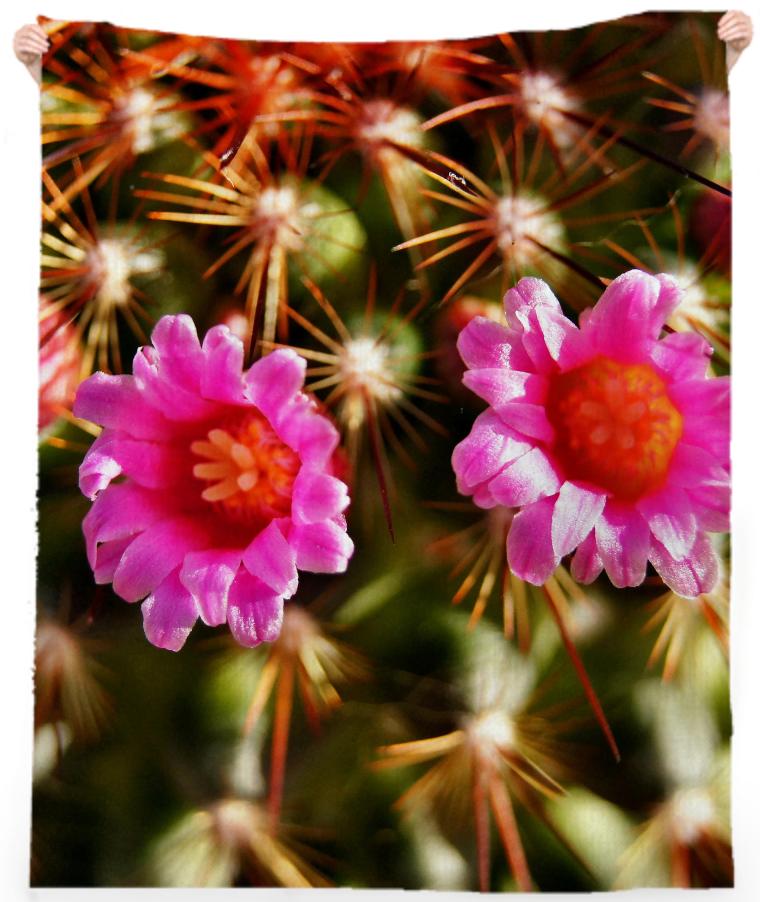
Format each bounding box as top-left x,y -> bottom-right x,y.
35,13 -> 731,891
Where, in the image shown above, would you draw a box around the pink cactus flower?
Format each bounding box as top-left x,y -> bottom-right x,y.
39,298 -> 82,432
74,315 -> 354,651
452,270 -> 729,598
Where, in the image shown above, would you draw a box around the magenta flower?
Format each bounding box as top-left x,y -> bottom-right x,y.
39,298 -> 82,432
74,315 -> 354,651
452,270 -> 729,598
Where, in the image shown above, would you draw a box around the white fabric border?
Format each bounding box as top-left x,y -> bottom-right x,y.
1,1 -> 758,900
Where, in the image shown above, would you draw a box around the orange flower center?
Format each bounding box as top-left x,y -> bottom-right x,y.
191,410 -> 299,525
545,356 -> 682,501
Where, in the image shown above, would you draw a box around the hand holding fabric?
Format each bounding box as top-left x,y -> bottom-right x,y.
13,23 -> 49,65
718,10 -> 753,71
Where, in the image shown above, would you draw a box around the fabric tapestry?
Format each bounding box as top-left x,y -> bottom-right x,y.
35,11 -> 732,891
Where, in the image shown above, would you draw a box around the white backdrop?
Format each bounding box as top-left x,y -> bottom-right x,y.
2,2 -> 758,900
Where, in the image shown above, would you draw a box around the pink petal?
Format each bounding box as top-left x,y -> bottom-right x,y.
226,571 -> 284,647
79,432 -> 191,499
582,270 -> 670,358
74,373 -> 172,440
112,517 -> 209,603
82,483 -> 170,569
245,349 -> 305,421
665,444 -> 730,532
512,308 -> 555,373
457,317 -> 532,371
685,482 -> 731,532
149,314 -> 204,391
518,306 -> 586,372
594,504 -> 650,588
506,496 -> 561,585
242,520 -> 298,597
92,536 -> 133,584
539,306 -> 593,368
489,447 -> 561,507
141,569 -> 199,652
291,520 -> 354,573
200,325 -> 246,404
680,417 -> 730,470
79,435 -> 123,499
649,533 -> 718,598
667,442 -> 729,487
504,277 -> 561,319
637,487 -> 698,560
571,531 -> 604,584
292,468 -> 350,524
494,401 -> 555,442
651,331 -> 712,381
669,376 -> 730,419
653,273 -> 683,325
274,394 -> 339,466
179,550 -> 242,627
451,410 -> 532,493
462,369 -> 547,407
133,347 -> 218,422
472,482 -> 501,509
551,482 -> 607,558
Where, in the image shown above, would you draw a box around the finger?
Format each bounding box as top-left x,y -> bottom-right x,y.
29,24 -> 49,39
718,19 -> 741,35
719,13 -> 744,33
22,37 -> 49,52
17,30 -> 45,44
718,11 -> 739,26
721,26 -> 748,41
19,38 -> 47,53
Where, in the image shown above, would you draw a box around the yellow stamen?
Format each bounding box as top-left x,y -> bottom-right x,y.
192,411 -> 299,525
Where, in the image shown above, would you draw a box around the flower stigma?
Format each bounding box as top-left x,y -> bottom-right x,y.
546,356 -> 683,500
191,410 -> 300,524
